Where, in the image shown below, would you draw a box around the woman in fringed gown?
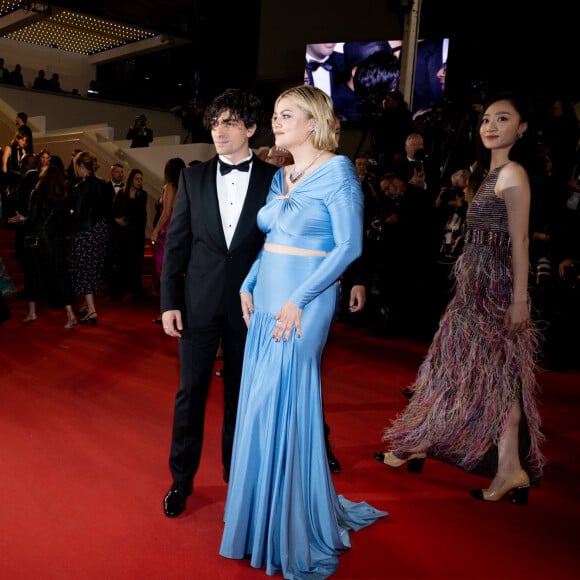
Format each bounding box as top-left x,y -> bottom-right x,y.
375,91 -> 545,504
220,85 -> 387,579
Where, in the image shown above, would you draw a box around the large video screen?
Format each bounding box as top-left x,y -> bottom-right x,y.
304,39 -> 448,122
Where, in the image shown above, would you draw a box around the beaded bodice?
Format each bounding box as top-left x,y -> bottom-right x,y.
464,165 -> 510,247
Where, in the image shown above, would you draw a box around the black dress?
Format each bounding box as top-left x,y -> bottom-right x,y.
110,189 -> 148,299
22,190 -> 74,307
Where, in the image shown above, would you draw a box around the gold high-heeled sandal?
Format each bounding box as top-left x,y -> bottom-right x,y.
470,469 -> 530,505
373,451 -> 427,473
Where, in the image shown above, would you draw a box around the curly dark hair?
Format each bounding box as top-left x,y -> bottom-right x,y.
203,88 -> 263,130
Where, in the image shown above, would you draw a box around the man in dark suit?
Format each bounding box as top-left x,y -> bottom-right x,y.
103,163 -> 124,291
304,43 -> 345,101
160,88 -> 277,518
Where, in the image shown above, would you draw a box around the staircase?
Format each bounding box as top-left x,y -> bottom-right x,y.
0,223 -> 22,298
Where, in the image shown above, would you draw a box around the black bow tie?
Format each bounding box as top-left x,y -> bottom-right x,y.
305,60 -> 333,72
219,157 -> 252,176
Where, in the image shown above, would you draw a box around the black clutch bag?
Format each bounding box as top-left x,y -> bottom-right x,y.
23,234 -> 39,248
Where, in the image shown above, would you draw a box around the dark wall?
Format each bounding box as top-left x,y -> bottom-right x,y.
257,0 -> 578,106
91,0 -> 577,113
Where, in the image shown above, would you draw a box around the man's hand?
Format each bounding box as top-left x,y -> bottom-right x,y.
349,285 -> 366,312
161,310 -> 182,337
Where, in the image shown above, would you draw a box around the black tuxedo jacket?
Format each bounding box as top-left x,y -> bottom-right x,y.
160,156 -> 277,335
304,51 -> 346,95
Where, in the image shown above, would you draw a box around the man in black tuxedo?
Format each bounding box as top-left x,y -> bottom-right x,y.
304,43 -> 345,101
160,88 -> 277,518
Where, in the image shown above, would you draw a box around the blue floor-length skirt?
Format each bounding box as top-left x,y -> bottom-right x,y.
220,250 -> 387,579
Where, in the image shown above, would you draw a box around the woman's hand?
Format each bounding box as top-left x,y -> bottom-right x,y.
240,292 -> 254,327
273,300 -> 302,342
7,211 -> 23,224
504,300 -> 530,338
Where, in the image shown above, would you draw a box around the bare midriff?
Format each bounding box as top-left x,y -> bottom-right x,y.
264,242 -> 328,257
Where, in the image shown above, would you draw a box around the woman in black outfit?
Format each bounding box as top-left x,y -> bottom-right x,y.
21,165 -> 76,328
109,168 -> 148,301
69,151 -> 113,326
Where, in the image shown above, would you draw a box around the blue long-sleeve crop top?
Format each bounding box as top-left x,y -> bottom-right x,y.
240,155 -> 364,308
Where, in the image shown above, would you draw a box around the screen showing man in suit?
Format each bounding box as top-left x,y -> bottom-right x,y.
304,38 -> 448,122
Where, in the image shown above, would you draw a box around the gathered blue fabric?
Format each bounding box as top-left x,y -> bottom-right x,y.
220,156 -> 387,579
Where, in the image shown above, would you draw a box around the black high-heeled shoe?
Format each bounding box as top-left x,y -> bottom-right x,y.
401,387 -> 415,399
79,312 -> 98,327
469,470 -> 530,505
373,451 -> 426,473
75,306 -> 88,317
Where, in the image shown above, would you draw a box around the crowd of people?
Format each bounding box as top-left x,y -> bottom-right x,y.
1,75 -> 579,579
156,83 -> 578,578
0,128 -> 156,327
0,57 -> 64,92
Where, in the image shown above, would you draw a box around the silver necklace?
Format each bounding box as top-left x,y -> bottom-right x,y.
289,150 -> 324,184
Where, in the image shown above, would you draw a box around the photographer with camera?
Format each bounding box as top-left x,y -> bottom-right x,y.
126,114 -> 153,148
366,170 -> 436,339
393,132 -> 432,188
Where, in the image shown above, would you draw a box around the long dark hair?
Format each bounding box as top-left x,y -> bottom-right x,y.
36,164 -> 67,203
164,157 -> 186,188
122,168 -> 144,196
472,90 -> 542,191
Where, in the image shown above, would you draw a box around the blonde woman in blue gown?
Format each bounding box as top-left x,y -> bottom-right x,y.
220,85 -> 387,578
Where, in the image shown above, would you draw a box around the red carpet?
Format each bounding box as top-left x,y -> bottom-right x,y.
0,292 -> 578,580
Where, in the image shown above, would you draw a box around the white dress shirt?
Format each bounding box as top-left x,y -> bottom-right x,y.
216,154 -> 253,248
306,56 -> 332,97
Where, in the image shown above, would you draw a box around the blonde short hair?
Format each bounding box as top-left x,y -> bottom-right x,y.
274,85 -> 337,151
74,151 -> 99,175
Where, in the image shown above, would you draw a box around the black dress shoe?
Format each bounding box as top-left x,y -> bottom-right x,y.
326,446 -> 341,473
163,482 -> 193,518
401,387 -> 415,399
